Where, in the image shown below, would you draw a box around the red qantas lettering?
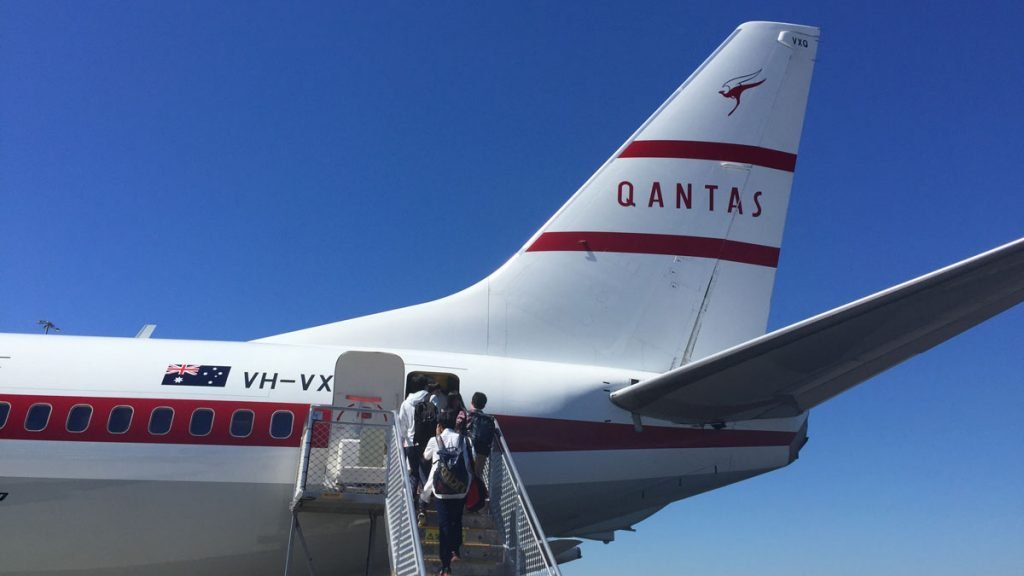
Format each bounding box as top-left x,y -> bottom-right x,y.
617,180 -> 765,219
728,187 -> 743,214
648,182 -> 664,207
676,183 -> 692,209
617,181 -> 636,207
705,184 -> 718,211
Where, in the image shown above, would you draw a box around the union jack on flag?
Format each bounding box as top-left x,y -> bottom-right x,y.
161,364 -> 231,387
165,364 -> 200,376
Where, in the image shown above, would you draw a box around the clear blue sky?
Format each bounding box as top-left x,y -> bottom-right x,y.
2,2 -> 1022,574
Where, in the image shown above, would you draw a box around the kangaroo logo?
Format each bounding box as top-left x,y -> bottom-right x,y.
718,69 -> 765,116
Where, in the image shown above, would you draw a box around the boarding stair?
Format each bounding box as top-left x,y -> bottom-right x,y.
284,406 -> 561,576
418,421 -> 561,576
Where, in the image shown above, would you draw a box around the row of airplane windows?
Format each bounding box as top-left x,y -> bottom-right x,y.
0,402 -> 294,439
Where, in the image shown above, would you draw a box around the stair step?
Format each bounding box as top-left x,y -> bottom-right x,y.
421,508 -> 495,529
421,542 -> 505,563
423,527 -> 501,546
424,559 -> 511,576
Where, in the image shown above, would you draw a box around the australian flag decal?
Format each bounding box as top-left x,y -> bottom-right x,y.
162,364 -> 231,387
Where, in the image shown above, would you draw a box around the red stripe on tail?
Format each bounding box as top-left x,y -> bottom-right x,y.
620,140 -> 797,172
527,231 -> 780,268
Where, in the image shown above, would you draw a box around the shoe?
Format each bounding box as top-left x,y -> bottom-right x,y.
417,511 -> 426,528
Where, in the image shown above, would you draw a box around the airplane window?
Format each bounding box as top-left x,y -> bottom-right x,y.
67,404 -> 93,433
25,403 -> 52,432
149,407 -> 173,435
107,405 -> 133,434
0,402 -> 9,429
189,408 -> 214,437
230,409 -> 254,438
270,411 -> 293,439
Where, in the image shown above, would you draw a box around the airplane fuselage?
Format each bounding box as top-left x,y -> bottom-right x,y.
0,333 -> 805,575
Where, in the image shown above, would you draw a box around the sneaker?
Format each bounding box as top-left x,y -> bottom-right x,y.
417,511 -> 426,528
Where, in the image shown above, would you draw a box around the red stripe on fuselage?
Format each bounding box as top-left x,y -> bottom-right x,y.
526,231 -> 780,268
0,394 -> 305,447
620,140 -> 797,172
498,414 -> 795,452
0,394 -> 795,451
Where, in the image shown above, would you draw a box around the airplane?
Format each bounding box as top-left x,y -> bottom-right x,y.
2,20 -> 1023,576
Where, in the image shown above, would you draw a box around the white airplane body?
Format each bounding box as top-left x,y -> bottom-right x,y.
0,336 -> 801,574
2,21 -> 1023,575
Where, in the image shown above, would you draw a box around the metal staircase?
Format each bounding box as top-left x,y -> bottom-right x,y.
284,404 -> 426,576
284,405 -> 560,576
419,421 -> 561,576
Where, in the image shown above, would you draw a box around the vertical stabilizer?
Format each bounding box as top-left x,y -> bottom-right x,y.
260,22 -> 820,373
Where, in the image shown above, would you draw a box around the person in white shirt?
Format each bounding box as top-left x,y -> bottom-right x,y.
422,411 -> 472,575
397,375 -> 431,495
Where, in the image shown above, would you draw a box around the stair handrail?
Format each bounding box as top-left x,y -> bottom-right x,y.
490,419 -> 561,575
289,407 -> 317,509
384,407 -> 428,576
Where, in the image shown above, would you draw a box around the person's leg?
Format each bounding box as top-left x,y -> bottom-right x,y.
410,445 -> 429,526
405,446 -> 422,493
474,452 -> 487,480
450,498 -> 465,561
435,497 -> 452,572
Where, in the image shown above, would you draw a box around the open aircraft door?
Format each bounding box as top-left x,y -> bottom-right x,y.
332,350 -> 405,424
317,351 -> 405,489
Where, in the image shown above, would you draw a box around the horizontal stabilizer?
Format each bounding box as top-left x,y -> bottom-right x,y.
610,238 -> 1024,424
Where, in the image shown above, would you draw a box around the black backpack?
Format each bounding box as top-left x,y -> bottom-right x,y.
467,412 -> 495,456
412,398 -> 438,447
433,434 -> 470,495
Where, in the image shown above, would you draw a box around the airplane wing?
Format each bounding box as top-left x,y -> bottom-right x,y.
609,237 -> 1024,424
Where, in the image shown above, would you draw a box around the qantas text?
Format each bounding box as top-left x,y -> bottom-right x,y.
617,180 -> 763,217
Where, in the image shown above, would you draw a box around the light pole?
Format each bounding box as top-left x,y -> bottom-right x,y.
37,320 -> 60,335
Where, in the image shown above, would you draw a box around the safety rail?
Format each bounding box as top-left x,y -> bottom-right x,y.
286,405 -> 426,576
384,408 -> 428,576
487,420 -> 561,576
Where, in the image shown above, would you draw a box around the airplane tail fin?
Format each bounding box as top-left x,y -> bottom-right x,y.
260,22 -> 820,373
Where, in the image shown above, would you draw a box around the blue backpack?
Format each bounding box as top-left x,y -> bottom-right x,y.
433,435 -> 469,495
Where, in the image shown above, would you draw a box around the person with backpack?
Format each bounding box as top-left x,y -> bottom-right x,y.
398,375 -> 437,501
422,410 -> 472,576
466,392 -> 495,480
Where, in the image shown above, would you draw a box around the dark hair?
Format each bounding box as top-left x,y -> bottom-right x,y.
408,373 -> 429,393
471,392 -> 487,410
448,392 -> 465,412
439,409 -> 458,430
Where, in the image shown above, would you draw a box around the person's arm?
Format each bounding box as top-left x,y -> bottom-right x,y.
397,401 -> 412,443
423,437 -> 438,461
